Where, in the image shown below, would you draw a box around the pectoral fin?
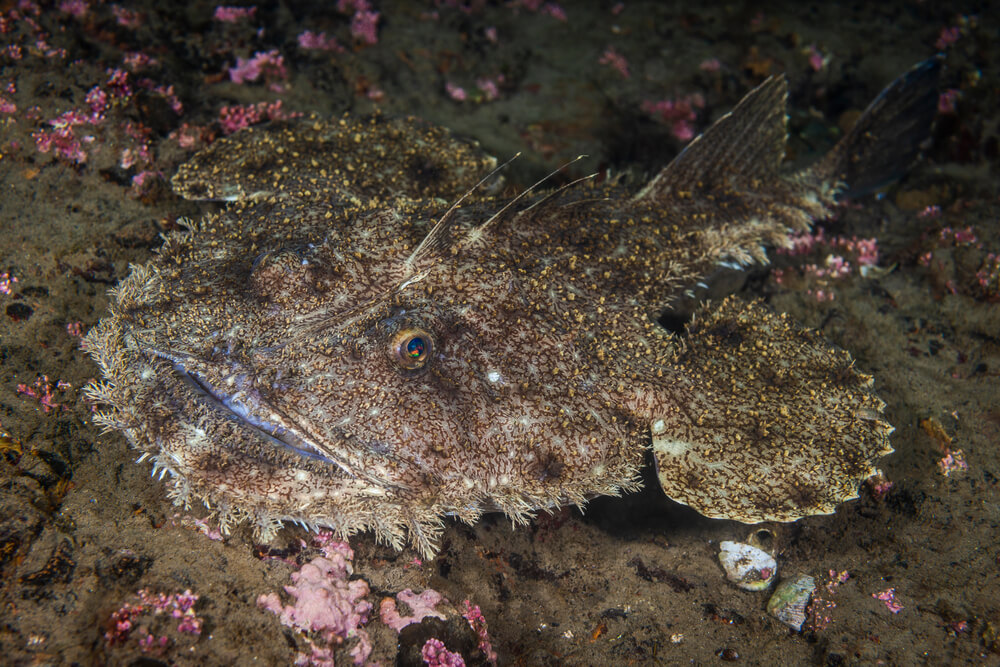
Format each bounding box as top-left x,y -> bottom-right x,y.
650,297 -> 892,523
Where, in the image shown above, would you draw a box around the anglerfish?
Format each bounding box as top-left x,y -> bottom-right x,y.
85,61 -> 940,557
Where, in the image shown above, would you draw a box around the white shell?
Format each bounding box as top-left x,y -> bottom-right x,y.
767,574 -> 817,630
718,540 -> 777,591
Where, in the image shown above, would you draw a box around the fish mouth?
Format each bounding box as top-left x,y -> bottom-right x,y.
148,348 -> 403,485
171,361 -> 341,464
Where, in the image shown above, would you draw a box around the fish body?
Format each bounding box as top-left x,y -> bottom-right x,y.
86,62 -> 940,556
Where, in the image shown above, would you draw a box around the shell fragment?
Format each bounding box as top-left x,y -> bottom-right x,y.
718,540 -> 777,591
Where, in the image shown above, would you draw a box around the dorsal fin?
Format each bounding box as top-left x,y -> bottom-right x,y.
633,76 -> 789,201
403,153 -> 520,272
404,154 -> 587,271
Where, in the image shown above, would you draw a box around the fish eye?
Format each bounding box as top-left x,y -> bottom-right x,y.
390,328 -> 434,370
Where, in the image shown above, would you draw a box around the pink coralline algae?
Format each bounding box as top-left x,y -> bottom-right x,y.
475,75 -> 502,101
938,89 -> 960,114
379,588 -> 497,664
298,31 -> 345,53
57,0 -> 88,17
866,474 -> 894,500
804,44 -> 829,72
379,588 -> 448,631
599,46 -> 629,79
512,0 -> 567,20
462,600 -> 497,664
0,271 -> 18,295
935,25 -> 961,50
937,225 -> 978,246
257,537 -> 373,666
805,569 -> 850,632
33,109 -> 94,163
32,68 -> 178,166
976,253 -> 1000,300
422,638 -> 467,667
338,0 -> 379,45
873,588 -> 903,614
445,82 -> 467,102
217,100 -> 301,135
938,449 -> 968,476
699,58 -> 722,72
131,170 -> 164,197
773,229 -> 882,301
16,376 -> 72,414
168,122 -> 216,149
446,76 -> 504,103
229,49 -> 288,88
213,5 -> 257,23
105,589 -> 203,653
111,4 -> 143,28
122,51 -> 159,71
641,93 -> 706,142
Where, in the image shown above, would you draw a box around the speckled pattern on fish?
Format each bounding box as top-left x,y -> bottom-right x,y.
84,62 -> 940,557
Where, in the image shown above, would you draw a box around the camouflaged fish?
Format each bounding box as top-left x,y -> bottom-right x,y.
85,61 -> 940,557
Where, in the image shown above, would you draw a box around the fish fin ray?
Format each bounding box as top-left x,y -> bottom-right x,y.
634,75 -> 788,202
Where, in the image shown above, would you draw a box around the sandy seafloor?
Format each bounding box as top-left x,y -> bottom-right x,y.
1,1 -> 999,665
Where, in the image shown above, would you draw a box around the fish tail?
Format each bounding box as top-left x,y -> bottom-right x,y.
805,57 -> 942,199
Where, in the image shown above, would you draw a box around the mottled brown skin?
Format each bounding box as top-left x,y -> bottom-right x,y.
86,67 -> 937,556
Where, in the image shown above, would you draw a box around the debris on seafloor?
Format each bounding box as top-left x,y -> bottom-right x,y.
718,541 -> 777,591
767,574 -> 817,630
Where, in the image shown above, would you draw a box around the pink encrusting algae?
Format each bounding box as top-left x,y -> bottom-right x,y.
257,535 -> 373,666
379,588 -> 448,631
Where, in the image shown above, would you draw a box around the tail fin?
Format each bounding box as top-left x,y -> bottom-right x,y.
807,58 -> 942,198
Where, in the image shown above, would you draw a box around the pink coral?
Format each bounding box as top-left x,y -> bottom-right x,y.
258,540 -> 372,666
